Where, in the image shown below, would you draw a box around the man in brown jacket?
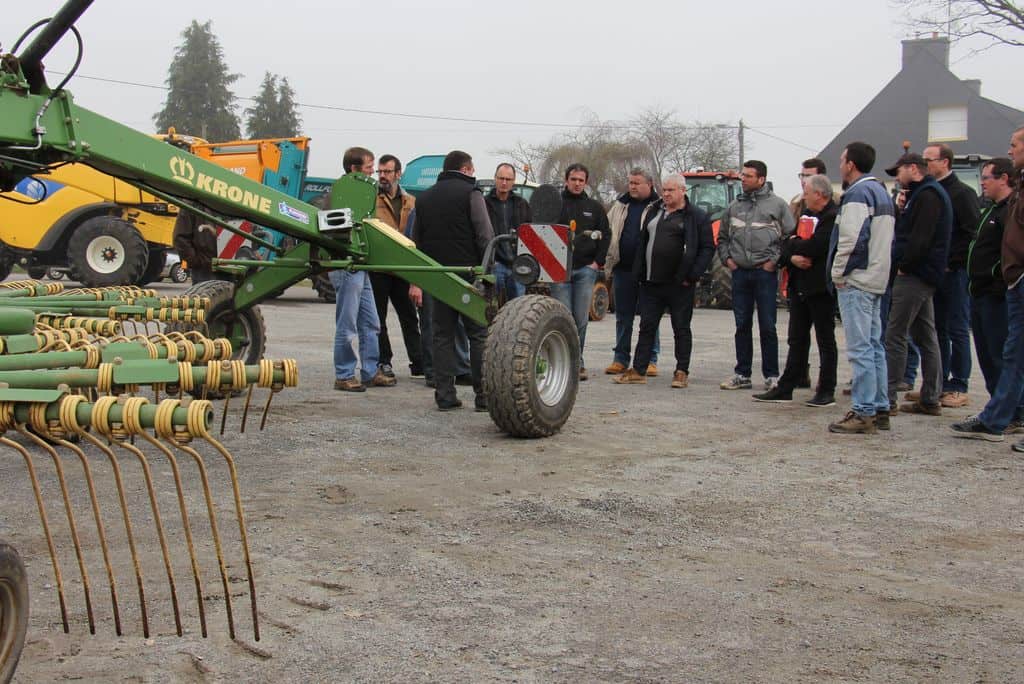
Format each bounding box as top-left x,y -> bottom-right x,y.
371,154 -> 423,378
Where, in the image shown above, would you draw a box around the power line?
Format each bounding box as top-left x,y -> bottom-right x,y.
744,126 -> 821,153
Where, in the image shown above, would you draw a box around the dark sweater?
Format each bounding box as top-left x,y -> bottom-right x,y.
968,197 -> 1008,298
938,171 -> 981,269
559,189 -> 611,269
892,175 -> 952,287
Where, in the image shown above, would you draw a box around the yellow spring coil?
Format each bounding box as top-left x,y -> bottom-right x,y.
91,395 -> 118,437
96,363 -> 115,395
121,396 -> 148,435
214,339 -> 232,359
177,362 -> 194,393
154,398 -> 181,442
205,361 -> 221,392
83,344 -> 100,369
282,359 -> 299,387
229,360 -> 246,391
58,394 -> 87,433
257,360 -> 274,388
0,402 -> 15,431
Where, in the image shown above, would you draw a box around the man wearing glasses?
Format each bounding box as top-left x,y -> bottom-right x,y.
371,155 -> 424,380
483,163 -> 532,302
789,158 -> 828,222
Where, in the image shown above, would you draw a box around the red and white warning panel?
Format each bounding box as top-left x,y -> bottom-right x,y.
516,223 -> 572,283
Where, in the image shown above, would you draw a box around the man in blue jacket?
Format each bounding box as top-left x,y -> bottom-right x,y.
884,152 -> 952,416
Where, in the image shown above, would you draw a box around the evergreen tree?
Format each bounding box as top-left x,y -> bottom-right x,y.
245,73 -> 302,138
154,20 -> 241,141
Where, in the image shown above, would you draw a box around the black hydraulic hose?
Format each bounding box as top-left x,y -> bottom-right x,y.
16,0 -> 94,93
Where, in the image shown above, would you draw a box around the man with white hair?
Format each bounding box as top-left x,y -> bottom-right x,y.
613,174 -> 715,388
754,174 -> 839,406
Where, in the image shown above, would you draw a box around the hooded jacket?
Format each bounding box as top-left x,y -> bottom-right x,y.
716,185 -> 795,269
632,198 -> 715,285
605,189 -> 660,274
559,188 -> 611,269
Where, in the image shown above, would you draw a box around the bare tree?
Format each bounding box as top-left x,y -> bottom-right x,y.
899,0 -> 1024,49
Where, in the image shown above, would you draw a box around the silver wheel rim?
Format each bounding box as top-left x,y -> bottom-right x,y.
85,235 -> 126,274
535,329 -> 571,407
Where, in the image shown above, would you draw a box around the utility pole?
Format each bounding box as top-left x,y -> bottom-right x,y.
738,118 -> 745,166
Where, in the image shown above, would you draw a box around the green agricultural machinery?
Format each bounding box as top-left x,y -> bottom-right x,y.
0,0 -> 580,678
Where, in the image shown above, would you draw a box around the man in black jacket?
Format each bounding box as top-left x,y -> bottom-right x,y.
612,174 -> 714,388
550,163 -> 611,381
483,162 -> 532,302
884,153 -> 952,415
754,174 -> 838,406
923,143 -> 980,407
409,151 -> 494,411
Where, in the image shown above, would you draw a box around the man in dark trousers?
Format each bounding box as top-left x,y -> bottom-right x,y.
884,152 -> 952,416
754,173 -> 839,406
611,174 -> 714,388
483,162 -> 532,303
408,151 -> 494,411
550,163 -> 611,381
172,209 -> 218,284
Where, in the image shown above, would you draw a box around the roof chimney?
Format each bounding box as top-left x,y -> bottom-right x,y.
901,35 -> 950,69
962,78 -> 981,96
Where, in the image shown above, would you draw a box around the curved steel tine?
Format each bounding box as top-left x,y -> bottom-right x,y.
239,385 -> 255,434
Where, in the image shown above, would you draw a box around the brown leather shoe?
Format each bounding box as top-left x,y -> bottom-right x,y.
605,361 -> 626,375
579,367 -> 589,381
369,369 -> 397,387
612,368 -> 646,384
334,377 -> 366,392
940,391 -> 969,408
828,410 -> 877,434
900,401 -> 942,416
904,390 -> 921,402
671,370 -> 689,388
646,363 -> 659,377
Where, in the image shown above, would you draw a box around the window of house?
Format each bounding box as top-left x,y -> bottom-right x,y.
928,105 -> 968,142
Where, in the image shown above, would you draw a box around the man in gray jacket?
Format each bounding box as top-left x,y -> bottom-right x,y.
717,160 -> 796,390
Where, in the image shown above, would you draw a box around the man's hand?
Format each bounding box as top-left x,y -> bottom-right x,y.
588,262 -> 599,271
726,257 -> 738,271
834,281 -> 846,289
762,261 -> 776,273
409,285 -> 423,307
790,255 -> 812,270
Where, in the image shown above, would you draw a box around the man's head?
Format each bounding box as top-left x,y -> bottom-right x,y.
494,163 -> 516,199
840,142 -> 875,185
343,146 -> 374,175
799,158 -> 826,190
885,152 -> 927,187
564,163 -> 589,196
442,150 -> 474,175
377,154 -> 402,194
923,143 -> 953,179
802,174 -> 832,212
1009,126 -> 1024,170
627,167 -> 654,201
661,173 -> 687,210
981,157 -> 1014,202
740,160 -> 767,194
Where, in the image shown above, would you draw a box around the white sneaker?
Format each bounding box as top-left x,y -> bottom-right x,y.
764,376 -> 779,391
720,374 -> 753,390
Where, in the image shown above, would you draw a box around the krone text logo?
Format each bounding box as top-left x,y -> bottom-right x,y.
168,156 -> 272,216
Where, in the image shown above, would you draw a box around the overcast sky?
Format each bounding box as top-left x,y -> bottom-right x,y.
5,0 -> 1022,199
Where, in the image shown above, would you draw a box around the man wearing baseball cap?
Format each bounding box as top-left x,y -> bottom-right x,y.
883,152 -> 952,417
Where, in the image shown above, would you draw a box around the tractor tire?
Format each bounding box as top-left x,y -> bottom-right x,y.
589,279 -> 609,321
0,249 -> 12,281
67,216 -> 148,287
698,255 -> 733,310
168,279 -> 267,365
136,247 -> 167,287
312,273 -> 336,303
483,294 -> 579,438
0,541 -> 29,683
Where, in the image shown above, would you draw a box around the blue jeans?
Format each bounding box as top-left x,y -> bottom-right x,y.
731,267 -> 779,378
971,294 -> 1008,397
550,265 -> 598,366
838,287 -> 889,416
493,262 -> 525,303
934,267 -> 971,392
611,267 -> 659,366
978,286 -> 1024,431
329,269 -> 380,382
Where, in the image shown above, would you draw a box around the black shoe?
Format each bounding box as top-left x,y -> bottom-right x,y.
379,363 -> 395,378
410,364 -> 424,378
805,392 -> 836,408
753,386 -> 792,402
437,399 -> 463,412
425,376 -> 436,388
950,415 -> 1004,442
474,396 -> 487,412
455,373 -> 473,386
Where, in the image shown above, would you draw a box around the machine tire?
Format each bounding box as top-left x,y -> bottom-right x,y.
168,279 -> 267,366
0,541 -> 29,683
483,294 -> 579,438
67,216 -> 148,287
0,249 -> 12,281
312,273 -> 336,303
26,266 -> 47,280
46,267 -> 65,281
136,247 -> 167,286
169,263 -> 189,283
589,279 -> 609,321
697,255 -> 733,310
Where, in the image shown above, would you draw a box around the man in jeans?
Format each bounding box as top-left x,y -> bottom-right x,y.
717,160 -> 795,391
330,147 -> 395,392
604,168 -> 660,376
952,126 -> 1024,447
884,152 -> 951,417
550,163 -> 611,381
827,142 -> 895,434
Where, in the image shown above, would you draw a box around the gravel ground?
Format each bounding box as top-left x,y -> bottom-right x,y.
2,280 -> 1022,683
